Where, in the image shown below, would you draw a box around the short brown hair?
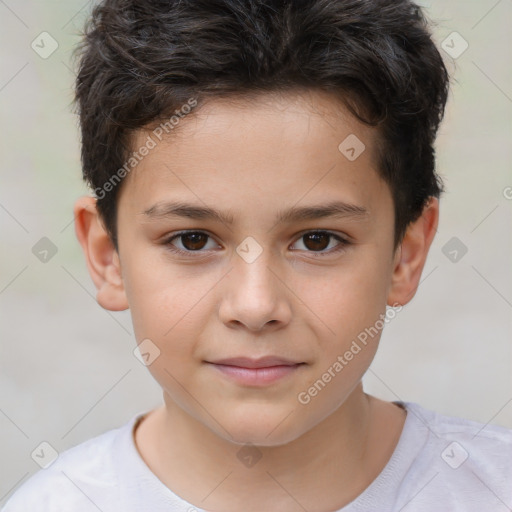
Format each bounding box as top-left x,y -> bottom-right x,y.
72,0 -> 450,250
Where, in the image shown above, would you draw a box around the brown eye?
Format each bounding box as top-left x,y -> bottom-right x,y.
165,231 -> 219,254
302,232 -> 331,251
177,232 -> 209,250
290,230 -> 349,256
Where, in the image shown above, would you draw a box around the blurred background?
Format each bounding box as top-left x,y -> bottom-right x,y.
1,0 -> 511,503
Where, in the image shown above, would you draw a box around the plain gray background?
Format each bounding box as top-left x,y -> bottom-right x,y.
1,0 -> 511,504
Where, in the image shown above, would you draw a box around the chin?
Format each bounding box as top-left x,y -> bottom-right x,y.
214,408 -> 310,448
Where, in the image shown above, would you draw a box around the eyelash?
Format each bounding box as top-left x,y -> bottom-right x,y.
162,230 -> 351,258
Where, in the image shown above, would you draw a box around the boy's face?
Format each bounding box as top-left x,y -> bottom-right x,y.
78,90 -> 435,446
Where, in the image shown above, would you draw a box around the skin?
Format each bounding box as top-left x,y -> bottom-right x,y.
74,88 -> 438,511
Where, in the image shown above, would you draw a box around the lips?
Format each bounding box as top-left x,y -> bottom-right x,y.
209,356 -> 302,369
205,356 -> 305,386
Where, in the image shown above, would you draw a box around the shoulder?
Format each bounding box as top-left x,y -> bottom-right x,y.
1,414 -> 141,512
405,400 -> 512,458
398,401 -> 512,510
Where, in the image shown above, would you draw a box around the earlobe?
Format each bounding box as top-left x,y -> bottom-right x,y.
386,197 -> 439,307
73,196 -> 129,311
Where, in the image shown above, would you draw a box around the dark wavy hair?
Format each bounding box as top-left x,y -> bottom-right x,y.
72,0 -> 449,250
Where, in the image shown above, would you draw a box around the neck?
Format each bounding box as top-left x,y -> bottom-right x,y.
134,385 -> 406,511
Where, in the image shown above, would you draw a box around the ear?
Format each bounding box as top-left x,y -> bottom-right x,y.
73,196 -> 129,311
387,197 -> 439,307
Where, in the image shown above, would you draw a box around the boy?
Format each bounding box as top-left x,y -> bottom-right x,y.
3,0 -> 511,510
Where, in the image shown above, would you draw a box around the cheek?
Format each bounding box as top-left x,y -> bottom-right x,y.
293,255 -> 391,342
124,261 -> 206,391
122,247 -> 206,339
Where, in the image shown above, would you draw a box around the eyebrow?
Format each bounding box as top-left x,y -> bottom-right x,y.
142,200 -> 369,225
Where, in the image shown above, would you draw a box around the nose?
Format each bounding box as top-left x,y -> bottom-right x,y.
218,251 -> 292,332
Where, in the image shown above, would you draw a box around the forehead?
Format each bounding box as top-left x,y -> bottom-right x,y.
120,89 -> 388,220
139,88 -> 379,160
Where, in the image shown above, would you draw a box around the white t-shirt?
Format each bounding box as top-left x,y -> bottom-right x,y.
2,401 -> 511,511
